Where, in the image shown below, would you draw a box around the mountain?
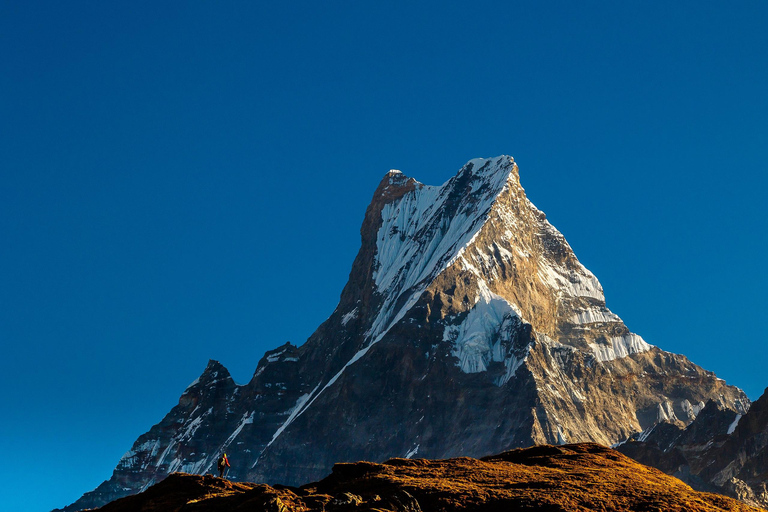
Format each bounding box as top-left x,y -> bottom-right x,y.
618,386 -> 768,509
57,156 -> 749,511
90,444 -> 764,512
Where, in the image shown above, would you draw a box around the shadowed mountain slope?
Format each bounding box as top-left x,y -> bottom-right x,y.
618,387 -> 768,509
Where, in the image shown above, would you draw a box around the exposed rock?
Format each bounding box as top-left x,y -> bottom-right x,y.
331,492 -> 363,506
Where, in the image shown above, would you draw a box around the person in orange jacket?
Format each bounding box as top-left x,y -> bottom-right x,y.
217,453 -> 230,478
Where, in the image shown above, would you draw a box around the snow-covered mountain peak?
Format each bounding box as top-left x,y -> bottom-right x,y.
367,157 -> 519,342
365,156 -> 653,364
61,155 -> 750,512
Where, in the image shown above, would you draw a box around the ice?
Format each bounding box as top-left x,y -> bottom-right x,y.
727,414 -> 742,435
571,307 -> 620,324
637,425 -> 656,443
219,411 -> 255,451
156,440 -> 177,468
556,425 -> 568,445
443,281 -> 527,381
537,261 -> 605,302
341,307 -> 359,326
254,384 -> 322,464
179,415 -> 205,442
267,347 -> 289,362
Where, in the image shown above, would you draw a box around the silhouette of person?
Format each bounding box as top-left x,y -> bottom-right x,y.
217,453 -> 230,478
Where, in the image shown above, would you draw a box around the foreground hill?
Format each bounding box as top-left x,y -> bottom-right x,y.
93,443 -> 763,512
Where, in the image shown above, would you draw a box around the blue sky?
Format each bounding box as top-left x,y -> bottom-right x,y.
1,2 -> 766,510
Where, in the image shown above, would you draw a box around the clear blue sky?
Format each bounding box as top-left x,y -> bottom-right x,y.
1,2 -> 766,510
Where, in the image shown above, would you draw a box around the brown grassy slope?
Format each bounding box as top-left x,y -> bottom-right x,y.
94,443 -> 765,512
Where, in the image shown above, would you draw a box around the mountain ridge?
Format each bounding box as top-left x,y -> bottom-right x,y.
618,386 -> 768,508
57,156 -> 748,512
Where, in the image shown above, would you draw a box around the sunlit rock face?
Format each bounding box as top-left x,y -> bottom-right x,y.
58,156 -> 747,512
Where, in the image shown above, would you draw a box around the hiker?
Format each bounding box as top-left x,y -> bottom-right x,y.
217,453 -> 230,478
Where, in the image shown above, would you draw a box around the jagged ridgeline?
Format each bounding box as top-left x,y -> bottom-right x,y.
58,156 -> 748,512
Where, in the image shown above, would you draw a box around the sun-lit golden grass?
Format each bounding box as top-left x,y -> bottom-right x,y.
96,443 -> 765,511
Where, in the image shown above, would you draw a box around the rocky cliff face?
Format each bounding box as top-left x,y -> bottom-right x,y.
618,387 -> 768,509
57,156 -> 749,511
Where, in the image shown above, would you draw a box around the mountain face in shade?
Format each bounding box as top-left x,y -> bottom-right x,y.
617,387 -> 768,509
57,156 -> 749,512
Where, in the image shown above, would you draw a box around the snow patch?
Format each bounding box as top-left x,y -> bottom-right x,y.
571,307 -> 620,324
638,425 -> 656,443
556,425 -> 568,445
220,411 -> 255,450
589,334 -> 652,362
179,414 -> 205,442
727,414 -> 742,435
156,440 -> 177,467
444,282 -> 520,373
405,445 -> 420,459
139,478 -> 156,493
570,387 -> 586,403
537,258 -> 605,302
266,347 -> 290,362
341,307 -> 359,326
254,385 -> 321,466
443,281 -> 530,384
